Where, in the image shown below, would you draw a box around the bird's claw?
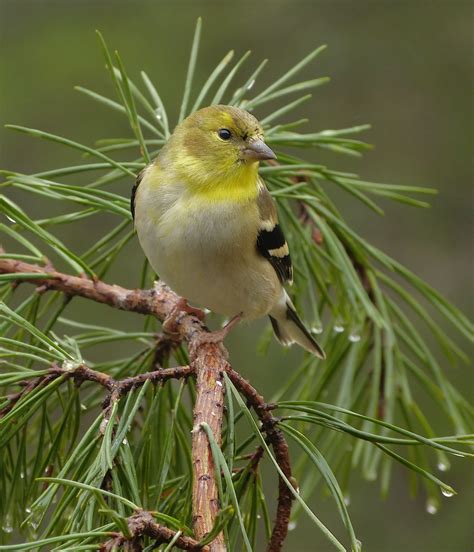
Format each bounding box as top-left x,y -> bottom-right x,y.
162,298 -> 206,336
191,312 -> 243,347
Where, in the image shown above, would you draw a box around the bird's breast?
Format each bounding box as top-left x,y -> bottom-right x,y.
134,183 -> 279,318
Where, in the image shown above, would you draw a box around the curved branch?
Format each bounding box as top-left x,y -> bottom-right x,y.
0,363 -> 192,417
225,367 -> 294,552
72,363 -> 193,393
99,509 -> 206,551
0,257 -> 191,323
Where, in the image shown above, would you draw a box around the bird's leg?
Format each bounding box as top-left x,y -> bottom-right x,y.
193,312 -> 243,346
162,297 -> 206,336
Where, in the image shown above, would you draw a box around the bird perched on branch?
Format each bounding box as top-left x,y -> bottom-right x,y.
132,105 -> 325,358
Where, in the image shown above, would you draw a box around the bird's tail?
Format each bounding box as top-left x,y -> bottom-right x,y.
269,290 -> 325,359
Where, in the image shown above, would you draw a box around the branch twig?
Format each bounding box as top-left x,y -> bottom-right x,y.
225,367 -> 294,552
0,363 -> 192,417
99,509 -> 206,551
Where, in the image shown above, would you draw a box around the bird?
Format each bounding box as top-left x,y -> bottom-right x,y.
132,104 -> 325,358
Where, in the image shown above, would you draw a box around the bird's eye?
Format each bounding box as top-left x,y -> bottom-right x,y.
218,128 -> 232,141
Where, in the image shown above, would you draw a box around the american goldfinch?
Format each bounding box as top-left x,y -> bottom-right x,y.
132,105 -> 325,358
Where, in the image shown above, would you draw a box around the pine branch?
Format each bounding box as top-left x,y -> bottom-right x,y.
0,254 -> 294,551
99,510 -> 204,551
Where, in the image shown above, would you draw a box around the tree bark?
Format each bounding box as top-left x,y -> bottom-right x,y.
191,344 -> 228,551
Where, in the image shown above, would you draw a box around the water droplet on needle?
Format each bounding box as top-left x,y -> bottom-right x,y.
288,521 -> 297,531
2,514 -> 13,533
426,499 -> 438,515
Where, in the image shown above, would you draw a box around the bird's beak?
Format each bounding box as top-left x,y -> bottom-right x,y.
241,139 -> 277,162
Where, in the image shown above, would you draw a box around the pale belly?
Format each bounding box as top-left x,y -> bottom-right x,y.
135,192 -> 280,319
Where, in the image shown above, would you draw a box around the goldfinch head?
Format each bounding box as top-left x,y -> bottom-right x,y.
162,105 -> 276,195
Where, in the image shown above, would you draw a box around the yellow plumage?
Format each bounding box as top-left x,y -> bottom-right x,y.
133,105 -> 325,358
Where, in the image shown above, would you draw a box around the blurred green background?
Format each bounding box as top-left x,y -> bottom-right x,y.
0,1 -> 472,550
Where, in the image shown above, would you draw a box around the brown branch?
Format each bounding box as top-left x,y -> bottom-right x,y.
191,345 -> 227,551
232,446 -> 264,476
72,363 -> 193,394
0,369 -> 64,416
99,509 -> 206,551
0,256 -> 293,551
0,257 -> 184,322
0,363 -> 192,417
72,363 -> 194,431
225,367 -> 294,552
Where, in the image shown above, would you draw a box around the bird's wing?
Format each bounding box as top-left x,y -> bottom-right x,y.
131,167 -> 147,220
256,179 -> 293,285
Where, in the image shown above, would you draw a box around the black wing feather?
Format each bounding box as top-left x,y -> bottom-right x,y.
131,168 -> 146,220
256,224 -> 293,284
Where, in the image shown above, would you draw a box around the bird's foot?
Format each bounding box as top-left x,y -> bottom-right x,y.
193,312 -> 243,347
162,298 -> 206,336
179,300 -> 206,321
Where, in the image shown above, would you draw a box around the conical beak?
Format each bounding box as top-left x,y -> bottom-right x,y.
242,139 -> 277,161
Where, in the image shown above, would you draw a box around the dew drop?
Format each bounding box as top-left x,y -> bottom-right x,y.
426,499 -> 438,515
348,333 -> 361,343
6,215 -> 17,224
333,324 -> 345,333
344,494 -> 351,506
25,507 -> 32,514
155,110 -> 162,120
27,509 -> 41,530
20,471 -> 25,479
311,326 -> 323,335
257,514 -> 261,519
122,438 -> 128,445
288,521 -> 297,531
441,488 -> 454,498
247,79 -> 255,91
437,462 -> 449,472
2,514 -> 13,533
61,359 -> 77,371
